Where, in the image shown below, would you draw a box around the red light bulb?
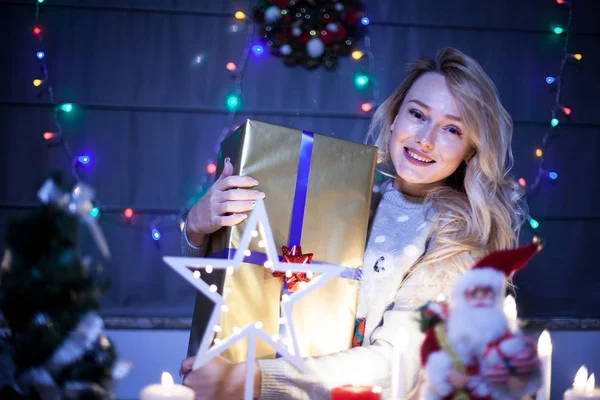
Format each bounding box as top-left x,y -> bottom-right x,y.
43,132 -> 54,140
33,26 -> 42,35
518,178 -> 527,187
563,107 -> 572,115
361,103 -> 373,112
124,208 -> 134,218
207,163 -> 217,174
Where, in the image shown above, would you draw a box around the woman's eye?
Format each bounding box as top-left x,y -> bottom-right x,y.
446,126 -> 462,136
409,109 -> 424,120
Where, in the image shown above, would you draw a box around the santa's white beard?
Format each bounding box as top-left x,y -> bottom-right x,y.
446,304 -> 508,363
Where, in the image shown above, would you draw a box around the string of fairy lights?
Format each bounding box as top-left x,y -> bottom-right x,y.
521,0 -> 581,231
25,0 -> 579,240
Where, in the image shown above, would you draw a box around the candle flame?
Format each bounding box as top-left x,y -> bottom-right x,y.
586,374 -> 596,394
396,327 -> 410,352
574,366 -> 588,392
161,371 -> 174,388
503,294 -> 517,320
537,330 -> 552,355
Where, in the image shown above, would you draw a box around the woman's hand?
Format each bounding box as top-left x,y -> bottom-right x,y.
180,356 -> 262,400
186,158 -> 265,247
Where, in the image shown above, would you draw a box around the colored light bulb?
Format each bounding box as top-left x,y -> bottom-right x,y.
573,53 -> 582,60
563,106 -> 572,115
33,79 -> 42,87
234,11 -> 246,20
553,27 -> 564,35
546,76 -> 555,84
152,228 -> 161,240
528,217 -> 539,229
518,178 -> 527,187
77,155 -> 90,164
556,0 -> 565,4
60,103 -> 73,112
551,118 -> 559,127
226,62 -> 236,71
361,17 -> 370,26
535,149 -> 543,157
33,26 -> 42,35
207,163 -> 217,174
354,74 -> 369,88
90,207 -> 100,218
37,0 -> 44,3
351,51 -> 364,60
252,45 -> 264,55
43,132 -> 55,140
124,208 -> 134,218
36,51 -> 45,59
549,171 -> 558,180
361,102 -> 373,112
226,94 -> 240,111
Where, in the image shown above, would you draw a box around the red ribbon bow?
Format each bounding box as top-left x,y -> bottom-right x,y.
273,245 -> 313,292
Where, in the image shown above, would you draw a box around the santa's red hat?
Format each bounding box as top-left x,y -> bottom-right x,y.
453,240 -> 543,307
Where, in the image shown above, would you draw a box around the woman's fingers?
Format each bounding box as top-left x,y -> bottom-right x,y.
217,200 -> 256,215
217,213 -> 248,227
216,175 -> 259,191
220,189 -> 265,202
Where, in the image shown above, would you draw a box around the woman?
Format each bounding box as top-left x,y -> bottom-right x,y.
180,47 -> 526,399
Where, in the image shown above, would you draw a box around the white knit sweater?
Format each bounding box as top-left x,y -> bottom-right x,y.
182,181 -> 461,399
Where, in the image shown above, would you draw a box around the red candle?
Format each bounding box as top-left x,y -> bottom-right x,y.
330,385 -> 382,400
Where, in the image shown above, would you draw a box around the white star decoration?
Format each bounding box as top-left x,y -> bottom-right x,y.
163,197 -> 357,400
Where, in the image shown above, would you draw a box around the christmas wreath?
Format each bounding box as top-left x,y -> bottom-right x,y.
253,0 -> 368,69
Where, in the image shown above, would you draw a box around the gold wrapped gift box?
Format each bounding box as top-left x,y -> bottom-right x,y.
190,119 -> 377,362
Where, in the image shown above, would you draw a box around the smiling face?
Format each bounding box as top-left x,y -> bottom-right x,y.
389,72 -> 475,196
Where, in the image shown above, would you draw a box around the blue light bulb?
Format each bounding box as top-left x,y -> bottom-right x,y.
36,51 -> 45,59
152,228 -> 161,241
361,17 -> 370,26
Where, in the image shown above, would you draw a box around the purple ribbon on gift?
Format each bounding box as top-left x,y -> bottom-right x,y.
276,131 -> 314,355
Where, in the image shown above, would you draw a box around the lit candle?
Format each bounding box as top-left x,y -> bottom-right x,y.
330,385 -> 382,400
564,366 -> 600,400
503,294 -> 517,331
392,327 -> 410,400
537,330 -> 552,400
140,372 -> 194,400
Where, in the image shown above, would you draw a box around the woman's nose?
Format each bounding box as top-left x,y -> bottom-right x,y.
415,125 -> 436,151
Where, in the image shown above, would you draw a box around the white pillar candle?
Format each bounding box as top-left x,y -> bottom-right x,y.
564,367 -> 600,400
503,294 -> 518,331
140,372 -> 194,400
537,330 -> 552,400
392,328 -> 410,400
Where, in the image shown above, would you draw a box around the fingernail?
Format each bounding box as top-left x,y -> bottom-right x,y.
260,192 -> 266,198
252,179 -> 259,185
224,157 -> 230,164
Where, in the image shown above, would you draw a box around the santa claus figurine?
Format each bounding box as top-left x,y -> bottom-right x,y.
419,241 -> 544,400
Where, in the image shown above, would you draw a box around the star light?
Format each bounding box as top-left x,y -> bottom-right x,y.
163,198 -> 357,400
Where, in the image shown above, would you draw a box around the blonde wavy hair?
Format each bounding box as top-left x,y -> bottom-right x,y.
366,47 -> 527,288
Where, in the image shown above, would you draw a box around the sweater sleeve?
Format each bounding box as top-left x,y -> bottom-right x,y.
257,296 -> 425,399
181,219 -> 210,257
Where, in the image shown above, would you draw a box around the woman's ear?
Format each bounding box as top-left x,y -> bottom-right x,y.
390,114 -> 398,132
465,148 -> 477,165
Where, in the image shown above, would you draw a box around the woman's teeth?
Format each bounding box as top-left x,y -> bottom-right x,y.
406,149 -> 434,163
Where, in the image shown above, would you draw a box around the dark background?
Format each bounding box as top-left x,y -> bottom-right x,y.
1,0 -> 599,323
